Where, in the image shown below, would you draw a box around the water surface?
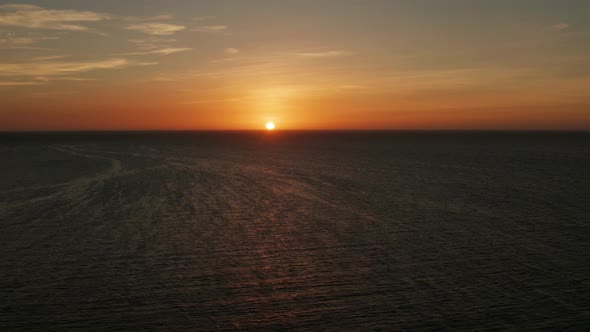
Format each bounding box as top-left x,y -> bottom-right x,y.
1,131 -> 588,330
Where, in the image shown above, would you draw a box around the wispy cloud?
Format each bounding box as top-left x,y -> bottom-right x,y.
0,45 -> 58,51
124,14 -> 173,22
0,4 -> 108,31
192,25 -> 227,32
32,90 -> 79,97
129,37 -> 176,50
127,23 -> 185,35
34,76 -> 95,82
552,23 -> 569,31
181,97 -> 243,105
0,58 -> 155,76
0,33 -> 58,46
123,47 -> 192,56
338,85 -> 368,90
192,16 -> 215,22
32,55 -> 71,61
210,58 -> 237,64
0,80 -> 46,86
296,51 -> 347,58
225,48 -> 239,55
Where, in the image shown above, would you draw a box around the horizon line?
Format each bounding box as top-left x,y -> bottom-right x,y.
1,129 -> 589,134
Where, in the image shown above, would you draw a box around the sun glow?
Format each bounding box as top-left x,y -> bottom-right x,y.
266,121 -> 275,130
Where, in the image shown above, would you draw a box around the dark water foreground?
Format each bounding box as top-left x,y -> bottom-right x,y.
1,131 -> 589,330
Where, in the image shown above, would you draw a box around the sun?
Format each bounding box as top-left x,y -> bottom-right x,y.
266,121 -> 275,130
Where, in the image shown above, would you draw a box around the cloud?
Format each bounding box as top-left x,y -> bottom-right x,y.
210,58 -> 237,63
0,4 -> 108,31
127,23 -> 185,35
53,77 -> 96,81
552,23 -> 569,31
0,34 -> 58,46
124,14 -> 173,22
123,47 -> 192,56
32,90 -> 79,97
296,51 -> 347,58
192,16 -> 215,21
182,97 -> 241,105
0,45 -> 57,50
225,48 -> 239,55
0,80 -> 46,86
129,37 -> 176,50
2,36 -> 31,45
0,4 -> 39,10
34,76 -> 95,82
0,58 -> 155,76
338,85 -> 368,90
192,25 -> 227,32
32,55 -> 71,61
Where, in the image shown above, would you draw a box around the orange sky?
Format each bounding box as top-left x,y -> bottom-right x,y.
1,1 -> 589,130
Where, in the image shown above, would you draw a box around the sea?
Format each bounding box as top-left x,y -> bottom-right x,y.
0,131 -> 588,330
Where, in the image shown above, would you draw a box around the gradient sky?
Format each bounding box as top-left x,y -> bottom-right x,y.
1,0 -> 589,130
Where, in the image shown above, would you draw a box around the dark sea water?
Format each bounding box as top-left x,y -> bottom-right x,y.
1,131 -> 589,330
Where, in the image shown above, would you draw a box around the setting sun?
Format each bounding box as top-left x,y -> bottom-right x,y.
266,121 -> 275,130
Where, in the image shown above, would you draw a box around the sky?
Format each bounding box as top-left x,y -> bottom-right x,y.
0,0 -> 589,130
